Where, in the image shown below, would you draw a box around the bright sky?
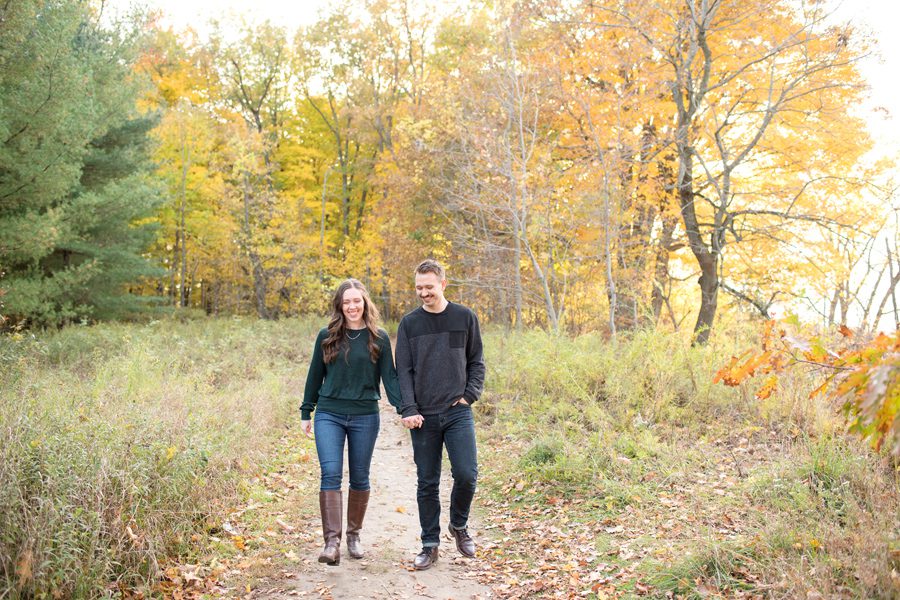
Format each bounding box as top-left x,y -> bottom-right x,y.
829,0 -> 900,159
109,0 -> 332,31
108,0 -> 900,158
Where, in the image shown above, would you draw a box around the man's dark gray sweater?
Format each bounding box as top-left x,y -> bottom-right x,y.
395,302 -> 485,417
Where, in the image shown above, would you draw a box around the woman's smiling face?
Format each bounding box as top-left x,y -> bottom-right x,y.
342,287 -> 365,328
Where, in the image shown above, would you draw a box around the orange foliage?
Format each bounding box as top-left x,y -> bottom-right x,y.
715,320 -> 900,456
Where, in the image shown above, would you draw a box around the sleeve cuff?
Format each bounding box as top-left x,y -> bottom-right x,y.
463,393 -> 478,404
401,407 -> 420,418
301,410 -> 312,420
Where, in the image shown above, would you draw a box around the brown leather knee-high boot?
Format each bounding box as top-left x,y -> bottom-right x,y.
318,490 -> 342,565
346,489 -> 370,559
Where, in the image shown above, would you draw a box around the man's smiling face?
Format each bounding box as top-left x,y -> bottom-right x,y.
415,271 -> 446,312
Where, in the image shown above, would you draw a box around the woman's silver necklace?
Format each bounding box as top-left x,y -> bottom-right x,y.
345,329 -> 364,340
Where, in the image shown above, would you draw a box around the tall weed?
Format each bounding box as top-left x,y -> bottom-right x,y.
478,325 -> 898,598
0,317 -> 320,598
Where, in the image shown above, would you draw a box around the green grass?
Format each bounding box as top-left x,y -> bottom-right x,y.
477,325 -> 900,599
3,318 -> 898,599
646,540 -> 760,598
0,317 -> 320,598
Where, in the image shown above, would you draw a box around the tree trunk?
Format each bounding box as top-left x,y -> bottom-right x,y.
695,255 -> 718,344
839,283 -> 849,325
649,216 -> 677,326
380,266 -> 393,322
340,159 -> 350,239
828,288 -> 839,327
179,130 -> 190,308
170,230 -> 179,305
248,250 -> 269,319
513,211 -> 523,331
874,262 -> 900,331
241,174 -> 271,319
602,185 -> 617,338
888,239 -> 899,329
677,146 -> 718,345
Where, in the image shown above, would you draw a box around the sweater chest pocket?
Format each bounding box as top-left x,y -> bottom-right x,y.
449,330 -> 467,348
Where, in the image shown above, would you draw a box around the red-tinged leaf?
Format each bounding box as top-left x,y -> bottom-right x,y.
809,379 -> 831,399
735,351 -> 771,382
839,324 -> 853,338
713,354 -> 743,385
755,375 -> 778,400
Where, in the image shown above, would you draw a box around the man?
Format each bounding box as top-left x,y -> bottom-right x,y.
395,259 -> 485,570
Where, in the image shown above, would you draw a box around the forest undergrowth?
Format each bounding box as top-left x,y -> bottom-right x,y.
1,317 -> 897,598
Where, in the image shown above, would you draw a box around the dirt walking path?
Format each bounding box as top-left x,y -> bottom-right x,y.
252,403 -> 493,600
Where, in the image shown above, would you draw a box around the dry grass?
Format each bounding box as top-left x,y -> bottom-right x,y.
2,318 -> 897,598
0,317 -> 319,598
476,325 -> 900,599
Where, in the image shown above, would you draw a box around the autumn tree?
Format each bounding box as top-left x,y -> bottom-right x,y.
541,0 -> 682,334
807,190 -> 900,331
615,0 -> 874,343
61,0 -> 889,335
295,9 -> 378,255
438,16 -> 575,330
293,0 -> 441,315
204,21 -> 293,318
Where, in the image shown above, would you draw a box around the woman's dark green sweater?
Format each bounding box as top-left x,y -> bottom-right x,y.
300,327 -> 402,419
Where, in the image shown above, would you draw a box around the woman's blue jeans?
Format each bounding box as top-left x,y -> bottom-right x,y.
410,403 -> 478,547
314,410 -> 380,492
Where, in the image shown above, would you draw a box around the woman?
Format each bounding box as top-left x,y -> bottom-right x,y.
301,279 -> 401,566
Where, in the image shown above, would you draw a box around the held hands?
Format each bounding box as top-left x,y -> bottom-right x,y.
401,415 -> 424,429
301,419 -> 313,438
401,399 -> 467,429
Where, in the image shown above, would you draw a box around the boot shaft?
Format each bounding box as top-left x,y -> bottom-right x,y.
346,488 -> 370,535
318,490 -> 342,565
345,488 -> 370,560
319,490 -> 343,542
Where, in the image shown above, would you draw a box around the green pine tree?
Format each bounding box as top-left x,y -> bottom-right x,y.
0,1 -> 163,327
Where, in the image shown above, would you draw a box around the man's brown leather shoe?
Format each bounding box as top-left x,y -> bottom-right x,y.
449,525 -> 476,558
413,546 -> 439,570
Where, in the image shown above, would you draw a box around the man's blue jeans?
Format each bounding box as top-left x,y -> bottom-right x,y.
314,410 -> 380,491
410,403 -> 478,547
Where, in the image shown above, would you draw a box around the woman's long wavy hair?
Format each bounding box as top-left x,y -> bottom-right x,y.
322,279 -> 383,364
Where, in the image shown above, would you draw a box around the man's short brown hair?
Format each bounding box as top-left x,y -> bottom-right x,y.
415,259 -> 445,280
